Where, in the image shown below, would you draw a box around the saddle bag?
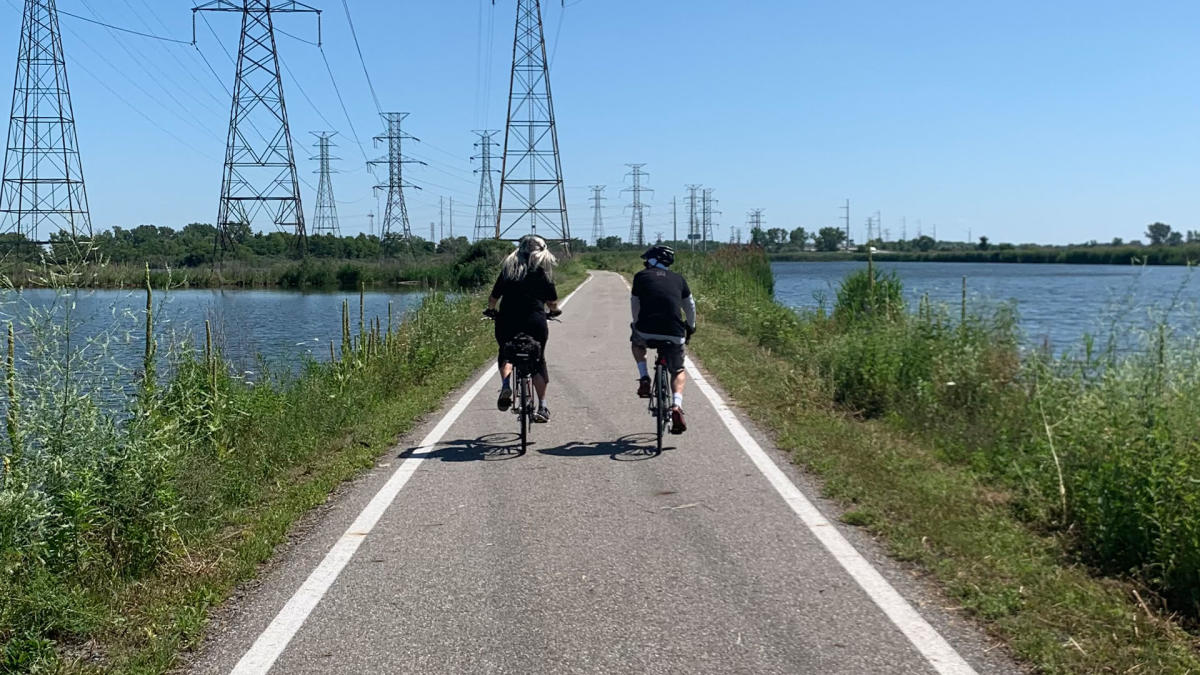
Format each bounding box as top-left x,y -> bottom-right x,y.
503,332 -> 542,370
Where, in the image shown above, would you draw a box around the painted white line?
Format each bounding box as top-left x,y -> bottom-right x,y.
683,357 -> 977,675
230,274 -> 593,675
613,269 -> 973,672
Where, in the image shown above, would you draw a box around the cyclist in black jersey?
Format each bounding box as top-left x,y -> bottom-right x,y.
630,245 -> 695,434
485,235 -> 561,423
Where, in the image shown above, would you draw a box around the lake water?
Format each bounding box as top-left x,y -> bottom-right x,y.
772,261 -> 1200,350
0,288 -> 430,377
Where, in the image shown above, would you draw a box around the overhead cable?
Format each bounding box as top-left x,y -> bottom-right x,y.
340,0 -> 382,113
56,6 -> 192,44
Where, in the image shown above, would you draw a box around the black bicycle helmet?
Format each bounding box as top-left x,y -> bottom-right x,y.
641,245 -> 675,267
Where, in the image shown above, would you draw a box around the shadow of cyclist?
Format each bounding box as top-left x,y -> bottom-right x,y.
538,433 -> 669,461
399,433 -> 528,462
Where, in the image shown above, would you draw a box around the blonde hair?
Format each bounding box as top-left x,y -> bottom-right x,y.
501,235 -> 557,282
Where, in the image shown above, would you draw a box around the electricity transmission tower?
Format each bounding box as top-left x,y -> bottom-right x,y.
1,0 -> 92,243
841,199 -> 851,251
589,185 -> 606,244
496,0 -> 571,245
310,132 -> 340,236
369,112 -> 424,250
685,184 -> 701,250
701,188 -> 718,251
623,164 -> 651,247
748,209 -> 765,234
472,130 -> 500,242
193,0 -> 319,252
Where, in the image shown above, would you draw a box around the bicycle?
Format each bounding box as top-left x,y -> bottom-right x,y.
508,340 -> 538,455
644,340 -> 674,453
485,309 -> 560,455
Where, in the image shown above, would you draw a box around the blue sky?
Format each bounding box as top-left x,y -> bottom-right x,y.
2,0 -> 1198,245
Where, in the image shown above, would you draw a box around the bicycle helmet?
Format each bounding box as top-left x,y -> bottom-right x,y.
641,245 -> 675,267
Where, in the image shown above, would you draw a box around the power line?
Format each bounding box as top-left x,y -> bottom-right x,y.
281,58 -> 339,133
340,0 -> 382,113
275,25 -> 320,47
319,48 -> 370,164
56,6 -> 191,44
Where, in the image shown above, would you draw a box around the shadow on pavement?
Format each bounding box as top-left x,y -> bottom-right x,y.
538,433 -> 670,461
400,433 -> 530,462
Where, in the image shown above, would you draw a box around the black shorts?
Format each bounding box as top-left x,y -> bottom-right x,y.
631,328 -> 685,375
496,314 -> 549,382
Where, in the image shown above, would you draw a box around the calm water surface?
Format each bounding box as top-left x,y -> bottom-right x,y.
772,261 -> 1200,350
0,288 -> 429,376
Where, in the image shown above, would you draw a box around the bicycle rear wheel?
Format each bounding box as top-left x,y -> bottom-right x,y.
520,377 -> 531,454
655,363 -> 669,452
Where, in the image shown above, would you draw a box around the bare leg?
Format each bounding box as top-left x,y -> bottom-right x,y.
672,370 -> 687,399
632,343 -> 648,367
498,362 -> 513,385
533,373 -> 548,401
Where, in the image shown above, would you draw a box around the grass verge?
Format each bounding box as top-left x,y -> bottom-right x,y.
0,258 -> 584,673
680,249 -> 1200,672
691,321 -> 1199,672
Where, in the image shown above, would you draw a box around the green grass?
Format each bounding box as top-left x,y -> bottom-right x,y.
680,247 -> 1200,672
0,257 -> 584,673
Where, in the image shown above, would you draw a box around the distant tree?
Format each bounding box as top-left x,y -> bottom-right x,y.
223,222 -> 252,244
789,227 -> 808,249
437,236 -> 470,255
750,227 -> 769,247
816,227 -> 847,252
1146,222 -> 1173,246
914,235 -> 936,252
765,227 -> 788,250
1111,237 -> 1124,246
977,235 -> 990,251
1167,231 -> 1184,246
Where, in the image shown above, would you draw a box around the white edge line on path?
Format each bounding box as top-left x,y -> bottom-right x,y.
616,272 -> 976,675
230,273 -> 594,675
683,359 -> 977,675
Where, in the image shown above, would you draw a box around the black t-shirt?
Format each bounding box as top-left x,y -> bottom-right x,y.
491,268 -> 558,320
632,267 -> 691,337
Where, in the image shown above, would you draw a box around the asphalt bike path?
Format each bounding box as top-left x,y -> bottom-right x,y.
189,271 -> 1018,674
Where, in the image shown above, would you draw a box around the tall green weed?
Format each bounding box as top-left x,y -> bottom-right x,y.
688,246 -> 1200,618
0,255 -> 491,669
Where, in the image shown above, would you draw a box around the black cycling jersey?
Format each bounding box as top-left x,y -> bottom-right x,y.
491,268 -> 558,320
632,267 -> 692,337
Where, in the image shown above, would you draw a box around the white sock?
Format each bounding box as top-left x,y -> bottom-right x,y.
637,362 -> 649,378
540,398 -> 548,408
673,393 -> 683,408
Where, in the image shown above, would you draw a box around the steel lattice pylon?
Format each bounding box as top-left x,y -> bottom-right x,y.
623,164 -> 650,248
369,112 -> 423,251
193,0 -> 318,252
685,184 -> 701,250
701,187 -> 719,251
588,185 -> 605,244
472,130 -> 499,243
0,0 -> 91,243
310,131 -> 339,236
495,0 -> 570,245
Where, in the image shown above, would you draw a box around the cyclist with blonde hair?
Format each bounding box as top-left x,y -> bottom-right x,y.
484,235 -> 561,423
